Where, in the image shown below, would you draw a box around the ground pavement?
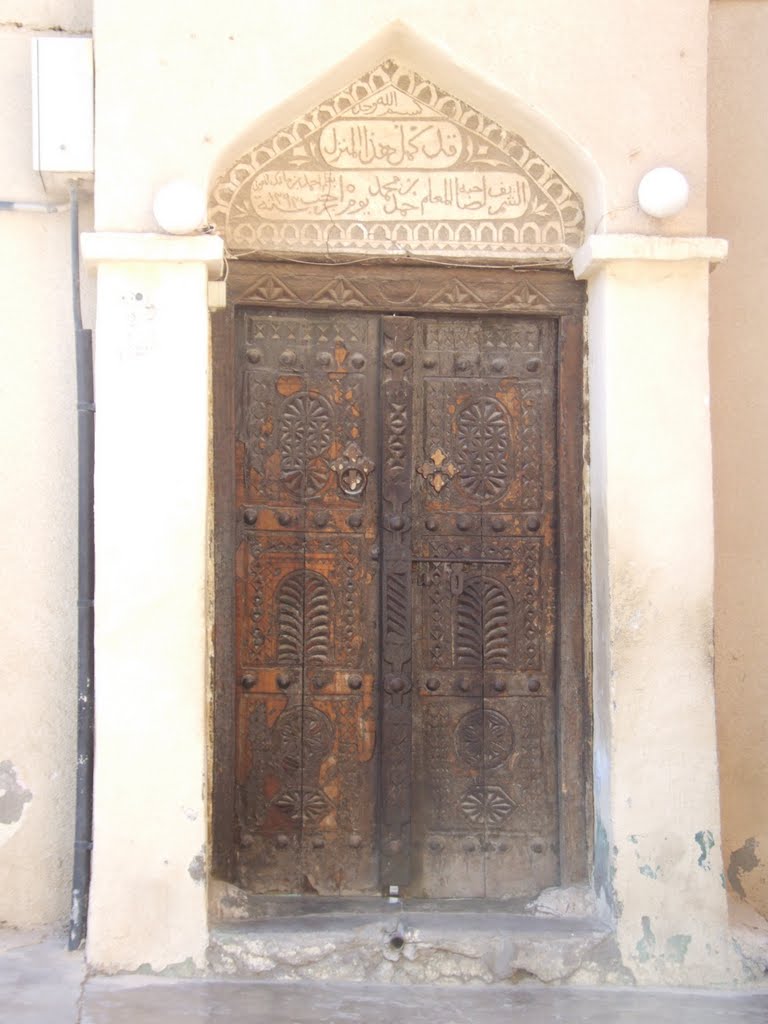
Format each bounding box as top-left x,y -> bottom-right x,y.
2,929 -> 768,1024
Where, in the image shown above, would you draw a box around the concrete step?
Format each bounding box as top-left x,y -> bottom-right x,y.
208,896 -> 624,984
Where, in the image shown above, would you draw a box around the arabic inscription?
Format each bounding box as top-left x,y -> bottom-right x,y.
210,62 -> 584,259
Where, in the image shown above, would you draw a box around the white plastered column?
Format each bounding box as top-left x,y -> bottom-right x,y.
82,233 -> 223,972
575,234 -> 737,985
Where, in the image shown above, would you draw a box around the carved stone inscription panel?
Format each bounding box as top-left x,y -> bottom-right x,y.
232,307 -> 560,897
211,60 -> 584,259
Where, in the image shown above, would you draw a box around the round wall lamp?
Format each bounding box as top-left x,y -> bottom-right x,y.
637,167 -> 690,220
152,180 -> 208,234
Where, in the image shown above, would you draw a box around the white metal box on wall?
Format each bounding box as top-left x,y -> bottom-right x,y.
32,36 -> 94,179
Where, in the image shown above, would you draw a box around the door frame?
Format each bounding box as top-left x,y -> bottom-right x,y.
211,258 -> 590,892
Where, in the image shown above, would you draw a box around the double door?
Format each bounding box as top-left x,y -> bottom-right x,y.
231,306 -> 560,898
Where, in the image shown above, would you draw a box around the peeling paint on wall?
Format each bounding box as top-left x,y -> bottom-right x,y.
634,916 -> 691,969
639,864 -> 659,879
627,833 -> 660,879
188,848 -> 205,884
594,817 -> 612,907
695,829 -> 715,869
666,934 -> 691,964
636,916 -> 656,963
727,838 -> 760,898
0,760 -> 32,825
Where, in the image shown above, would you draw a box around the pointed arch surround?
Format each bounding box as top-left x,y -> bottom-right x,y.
209,60 -> 584,261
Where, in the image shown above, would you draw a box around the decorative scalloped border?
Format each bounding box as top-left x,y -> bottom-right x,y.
210,59 -> 584,259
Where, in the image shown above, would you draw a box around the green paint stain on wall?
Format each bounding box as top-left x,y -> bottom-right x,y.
639,864 -> 659,879
695,829 -> 715,869
595,817 -> 615,909
666,934 -> 691,964
636,915 -> 656,963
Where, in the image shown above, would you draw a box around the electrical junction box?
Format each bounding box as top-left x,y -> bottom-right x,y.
32,36 -> 94,181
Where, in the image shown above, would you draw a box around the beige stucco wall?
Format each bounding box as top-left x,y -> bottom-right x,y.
92,0 -> 711,236
578,246 -> 731,983
85,252 -> 212,971
709,0 -> 768,920
0,0 -> 94,927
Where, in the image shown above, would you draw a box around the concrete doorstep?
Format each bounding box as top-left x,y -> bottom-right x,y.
2,928 -> 768,1024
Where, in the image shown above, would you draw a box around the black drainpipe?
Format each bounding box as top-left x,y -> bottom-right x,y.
67,179 -> 95,951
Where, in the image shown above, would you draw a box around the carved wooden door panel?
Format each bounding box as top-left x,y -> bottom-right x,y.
405,315 -> 559,898
231,304 -> 563,899
234,310 -> 380,894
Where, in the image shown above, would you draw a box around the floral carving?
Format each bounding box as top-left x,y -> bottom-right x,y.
278,392 -> 333,496
456,577 -> 513,667
455,709 -> 514,771
273,706 -> 334,775
460,783 -> 516,826
455,397 -> 512,501
277,570 -> 332,667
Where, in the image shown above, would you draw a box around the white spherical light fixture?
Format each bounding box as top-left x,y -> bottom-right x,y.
152,180 -> 208,235
637,167 -> 690,220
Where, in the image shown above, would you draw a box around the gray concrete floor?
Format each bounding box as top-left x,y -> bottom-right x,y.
0,931 -> 84,1024
3,929 -> 768,1024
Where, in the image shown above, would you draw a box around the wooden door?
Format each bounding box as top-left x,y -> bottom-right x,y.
217,263 -> 587,900
233,311 -> 381,894
407,315 -> 559,897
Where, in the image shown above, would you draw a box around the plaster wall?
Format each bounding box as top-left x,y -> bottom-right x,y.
0,0 -> 93,928
709,0 -> 768,919
582,255 -> 732,983
85,254 -> 212,972
91,0 -> 710,236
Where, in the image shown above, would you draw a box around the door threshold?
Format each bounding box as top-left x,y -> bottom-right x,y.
208,883 -> 621,985
216,892 -> 539,923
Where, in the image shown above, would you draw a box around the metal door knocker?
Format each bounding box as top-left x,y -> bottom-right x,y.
331,441 -> 374,497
